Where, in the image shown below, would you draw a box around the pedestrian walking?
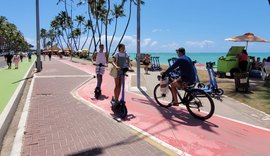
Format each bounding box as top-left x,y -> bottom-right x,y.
13,53 -> 20,69
143,54 -> 151,74
6,52 -> 13,69
27,52 -> 32,62
48,52 -> 52,61
42,52 -> 46,61
19,52 -> 24,62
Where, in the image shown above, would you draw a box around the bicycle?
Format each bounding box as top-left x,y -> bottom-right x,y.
94,63 -> 106,99
153,74 -> 215,120
111,66 -> 129,119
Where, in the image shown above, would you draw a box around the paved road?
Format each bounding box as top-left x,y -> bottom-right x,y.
63,57 -> 270,156
0,56 -> 7,68
19,58 -> 172,156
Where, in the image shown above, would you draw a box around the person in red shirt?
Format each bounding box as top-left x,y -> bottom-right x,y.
238,49 -> 248,72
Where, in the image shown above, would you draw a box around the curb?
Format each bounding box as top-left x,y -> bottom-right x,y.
0,61 -> 35,145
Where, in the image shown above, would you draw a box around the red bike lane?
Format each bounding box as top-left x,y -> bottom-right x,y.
61,58 -> 270,156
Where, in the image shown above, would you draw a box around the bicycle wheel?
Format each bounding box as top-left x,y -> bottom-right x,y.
185,89 -> 215,120
153,84 -> 173,108
117,102 -> 128,119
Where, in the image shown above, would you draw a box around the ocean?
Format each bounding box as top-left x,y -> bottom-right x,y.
128,52 -> 270,65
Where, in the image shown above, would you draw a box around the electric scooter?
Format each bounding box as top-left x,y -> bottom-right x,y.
197,62 -> 224,101
94,63 -> 106,99
110,66 -> 129,119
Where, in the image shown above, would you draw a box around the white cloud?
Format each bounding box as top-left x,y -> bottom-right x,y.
25,37 -> 35,47
151,41 -> 158,46
142,38 -> 158,47
152,29 -> 162,33
79,35 -> 158,52
185,40 -> 215,48
161,42 -> 179,50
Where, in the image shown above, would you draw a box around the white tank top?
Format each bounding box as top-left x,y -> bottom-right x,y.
96,52 -> 106,65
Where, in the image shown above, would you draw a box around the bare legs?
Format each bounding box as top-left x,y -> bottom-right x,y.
114,77 -> 122,102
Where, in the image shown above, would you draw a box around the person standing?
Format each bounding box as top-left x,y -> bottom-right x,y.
92,44 -> 109,91
13,53 -> 20,69
238,49 -> 248,72
143,54 -> 151,74
111,44 -> 130,104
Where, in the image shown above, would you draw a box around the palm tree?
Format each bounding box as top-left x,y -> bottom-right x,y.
109,2 -> 125,53
48,29 -> 56,53
40,28 -> 47,50
75,15 -> 85,50
113,0 -> 144,55
81,20 -> 92,50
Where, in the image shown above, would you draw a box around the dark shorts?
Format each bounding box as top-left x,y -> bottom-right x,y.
143,61 -> 150,66
176,77 -> 193,87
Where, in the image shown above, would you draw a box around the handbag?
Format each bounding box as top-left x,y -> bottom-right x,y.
109,66 -> 118,78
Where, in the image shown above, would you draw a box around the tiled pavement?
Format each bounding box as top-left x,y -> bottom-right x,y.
20,58 -> 172,156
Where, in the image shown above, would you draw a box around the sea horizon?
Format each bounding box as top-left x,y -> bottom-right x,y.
128,52 -> 270,65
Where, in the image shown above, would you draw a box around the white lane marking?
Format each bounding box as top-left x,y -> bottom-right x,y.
10,77 -> 36,156
36,75 -> 92,78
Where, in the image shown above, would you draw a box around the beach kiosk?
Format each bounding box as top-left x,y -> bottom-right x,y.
217,46 -> 248,77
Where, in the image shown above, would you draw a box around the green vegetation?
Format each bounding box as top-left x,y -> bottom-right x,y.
42,0 -> 145,58
0,16 -> 32,52
0,59 -> 34,113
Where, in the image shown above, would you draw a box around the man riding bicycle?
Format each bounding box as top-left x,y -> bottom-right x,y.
161,47 -> 196,106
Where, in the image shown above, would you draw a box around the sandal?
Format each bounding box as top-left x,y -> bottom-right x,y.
169,102 -> 179,106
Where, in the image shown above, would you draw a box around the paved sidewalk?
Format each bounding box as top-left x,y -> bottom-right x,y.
14,56 -> 270,156
63,57 -> 270,156
18,58 -> 173,156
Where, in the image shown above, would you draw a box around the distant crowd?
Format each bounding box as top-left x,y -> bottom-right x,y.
4,52 -> 32,69
238,49 -> 270,80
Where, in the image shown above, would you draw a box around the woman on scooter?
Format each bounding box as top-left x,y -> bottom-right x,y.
111,44 -> 130,104
92,44 -> 109,92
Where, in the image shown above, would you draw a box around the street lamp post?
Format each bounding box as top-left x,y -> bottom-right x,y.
36,0 -> 42,72
136,0 -> 141,88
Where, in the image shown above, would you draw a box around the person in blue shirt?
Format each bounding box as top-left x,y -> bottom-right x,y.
161,47 -> 196,106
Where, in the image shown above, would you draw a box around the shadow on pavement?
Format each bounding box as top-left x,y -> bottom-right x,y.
69,147 -> 103,156
133,87 -> 219,135
12,76 -> 33,84
68,126 -> 171,156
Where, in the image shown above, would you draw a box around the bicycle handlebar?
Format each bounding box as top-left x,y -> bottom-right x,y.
206,62 -> 215,68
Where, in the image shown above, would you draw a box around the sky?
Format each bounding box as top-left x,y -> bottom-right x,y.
1,0 -> 270,53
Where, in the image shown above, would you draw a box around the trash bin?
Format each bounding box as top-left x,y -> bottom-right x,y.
234,72 -> 249,92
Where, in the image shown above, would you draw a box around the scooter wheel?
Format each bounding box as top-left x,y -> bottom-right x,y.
117,104 -> 128,119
